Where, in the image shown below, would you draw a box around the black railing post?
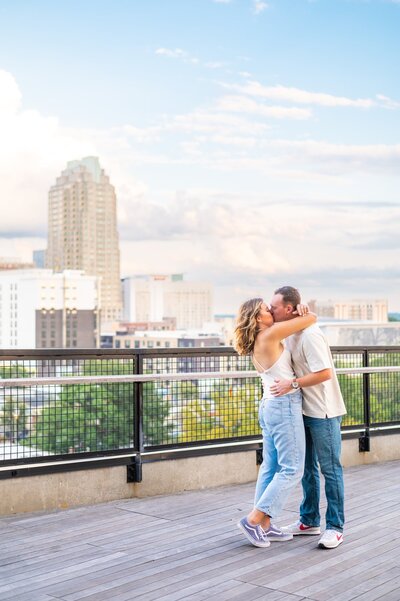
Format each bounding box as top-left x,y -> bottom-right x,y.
359,349 -> 371,452
128,352 -> 144,482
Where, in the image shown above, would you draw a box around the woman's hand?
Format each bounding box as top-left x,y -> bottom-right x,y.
292,303 -> 309,316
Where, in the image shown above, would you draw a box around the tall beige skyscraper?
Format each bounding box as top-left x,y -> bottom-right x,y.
46,157 -> 122,326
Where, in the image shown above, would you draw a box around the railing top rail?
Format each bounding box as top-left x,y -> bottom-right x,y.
0,347 -> 238,358
1,365 -> 400,387
0,346 -> 400,360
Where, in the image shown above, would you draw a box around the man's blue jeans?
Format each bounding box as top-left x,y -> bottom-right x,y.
254,391 -> 305,518
300,415 -> 345,532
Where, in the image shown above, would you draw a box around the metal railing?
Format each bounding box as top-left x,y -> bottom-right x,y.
0,347 -> 399,479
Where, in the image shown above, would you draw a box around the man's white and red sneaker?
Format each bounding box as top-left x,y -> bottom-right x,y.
281,520 -> 321,536
318,529 -> 344,549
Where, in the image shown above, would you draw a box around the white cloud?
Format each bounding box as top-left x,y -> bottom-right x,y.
271,139 -> 400,172
216,94 -> 312,119
0,74 -> 92,236
0,69 -> 147,238
118,189 -> 400,313
168,109 -> 271,136
204,61 -> 226,69
155,47 -> 187,58
252,1 -> 269,14
0,70 -> 22,114
155,47 -> 199,64
0,236 -> 47,263
2,68 -> 400,313
191,137 -> 400,176
223,80 -> 376,108
155,47 -> 227,69
223,81 -> 400,111
376,94 -> 400,109
120,124 -> 161,143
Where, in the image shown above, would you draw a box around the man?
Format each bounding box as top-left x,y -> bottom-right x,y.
269,286 -> 346,549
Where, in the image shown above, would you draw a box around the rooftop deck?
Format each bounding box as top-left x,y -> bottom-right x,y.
1,460 -> 400,601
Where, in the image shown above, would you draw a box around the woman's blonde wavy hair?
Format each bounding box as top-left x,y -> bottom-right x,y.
233,297 -> 264,356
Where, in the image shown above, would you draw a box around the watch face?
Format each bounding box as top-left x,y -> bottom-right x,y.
292,381 -> 299,389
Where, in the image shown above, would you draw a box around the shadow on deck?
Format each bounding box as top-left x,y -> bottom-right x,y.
1,460 -> 400,601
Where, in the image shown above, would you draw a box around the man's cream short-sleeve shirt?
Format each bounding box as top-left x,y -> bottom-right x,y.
286,324 -> 347,418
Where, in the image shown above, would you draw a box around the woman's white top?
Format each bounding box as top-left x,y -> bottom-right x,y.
252,348 -> 296,400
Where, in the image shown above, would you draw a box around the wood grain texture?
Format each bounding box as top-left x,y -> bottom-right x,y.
1,460 -> 399,601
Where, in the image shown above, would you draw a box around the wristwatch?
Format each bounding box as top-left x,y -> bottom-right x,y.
291,379 -> 300,390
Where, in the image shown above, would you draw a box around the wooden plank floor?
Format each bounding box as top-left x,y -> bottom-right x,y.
1,460 -> 400,601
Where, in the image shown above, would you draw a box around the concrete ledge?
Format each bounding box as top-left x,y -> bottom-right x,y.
341,432 -> 400,467
0,451 -> 259,516
1,434 -> 399,516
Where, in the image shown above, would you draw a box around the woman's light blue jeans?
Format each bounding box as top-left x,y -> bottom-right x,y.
254,391 -> 305,518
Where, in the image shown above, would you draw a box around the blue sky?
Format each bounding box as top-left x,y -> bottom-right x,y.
0,0 -> 400,311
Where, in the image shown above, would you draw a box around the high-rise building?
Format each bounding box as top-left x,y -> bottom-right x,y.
309,299 -> 388,323
32,250 -> 46,268
122,274 -> 213,329
46,157 -> 122,326
0,269 -> 100,348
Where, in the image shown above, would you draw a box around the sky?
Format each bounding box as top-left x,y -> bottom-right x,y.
0,0 -> 400,313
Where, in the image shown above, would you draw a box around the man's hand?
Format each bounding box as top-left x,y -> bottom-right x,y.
271,369 -> 332,397
270,378 -> 293,396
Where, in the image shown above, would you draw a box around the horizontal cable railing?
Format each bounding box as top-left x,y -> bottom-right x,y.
1,365 -> 400,387
0,347 -> 399,476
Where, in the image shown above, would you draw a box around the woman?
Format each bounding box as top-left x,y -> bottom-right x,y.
234,298 -> 316,548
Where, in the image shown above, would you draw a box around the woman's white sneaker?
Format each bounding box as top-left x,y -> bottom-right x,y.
282,520 -> 321,536
318,529 -> 344,549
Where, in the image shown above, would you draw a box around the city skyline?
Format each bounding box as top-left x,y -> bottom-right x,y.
0,0 -> 400,312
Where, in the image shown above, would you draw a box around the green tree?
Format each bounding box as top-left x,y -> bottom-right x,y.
0,364 -> 32,442
26,384 -> 132,454
142,381 -> 176,445
338,363 -> 400,426
82,359 -> 174,446
0,397 -> 28,442
178,379 -> 261,443
337,374 -> 364,426
0,365 -> 33,379
27,359 -> 175,452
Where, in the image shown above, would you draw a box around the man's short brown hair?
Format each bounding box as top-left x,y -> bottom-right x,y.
274,286 -> 301,307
